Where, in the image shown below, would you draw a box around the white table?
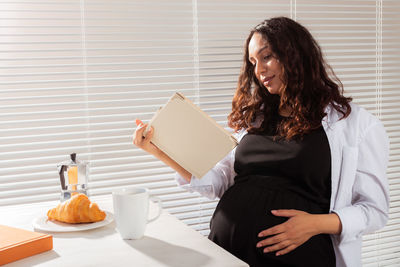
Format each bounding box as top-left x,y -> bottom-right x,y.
0,195 -> 248,267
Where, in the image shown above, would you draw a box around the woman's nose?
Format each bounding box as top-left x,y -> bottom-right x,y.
255,62 -> 266,75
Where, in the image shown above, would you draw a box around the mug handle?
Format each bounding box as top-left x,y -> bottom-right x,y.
147,196 -> 162,223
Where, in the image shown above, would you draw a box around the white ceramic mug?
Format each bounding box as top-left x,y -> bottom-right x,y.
112,187 -> 162,239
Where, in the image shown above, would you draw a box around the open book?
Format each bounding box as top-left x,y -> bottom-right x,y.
144,92 -> 238,178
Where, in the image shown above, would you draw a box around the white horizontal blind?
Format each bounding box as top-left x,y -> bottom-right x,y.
0,0 -> 206,227
296,0 -> 400,265
0,1 -> 89,203
0,0 -> 399,264
79,0 -> 204,228
379,0 -> 400,265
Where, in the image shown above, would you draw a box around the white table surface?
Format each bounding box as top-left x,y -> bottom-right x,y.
0,195 -> 248,267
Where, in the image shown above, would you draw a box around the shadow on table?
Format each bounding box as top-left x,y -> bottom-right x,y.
6,250 -> 60,267
124,236 -> 211,267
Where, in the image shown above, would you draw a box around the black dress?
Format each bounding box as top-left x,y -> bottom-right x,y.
208,115 -> 336,267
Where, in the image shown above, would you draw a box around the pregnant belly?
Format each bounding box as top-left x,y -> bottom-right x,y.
210,176 -> 328,247
209,176 -> 334,266
211,182 -> 302,234
216,176 -> 326,221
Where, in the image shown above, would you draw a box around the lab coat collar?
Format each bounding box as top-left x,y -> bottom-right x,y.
322,103 -> 342,130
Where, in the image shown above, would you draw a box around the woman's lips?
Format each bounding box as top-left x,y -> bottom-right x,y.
262,75 -> 275,87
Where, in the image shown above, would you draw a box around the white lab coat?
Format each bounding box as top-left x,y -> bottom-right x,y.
175,102 -> 390,267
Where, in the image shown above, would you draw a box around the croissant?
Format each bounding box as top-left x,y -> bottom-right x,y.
47,193 -> 106,223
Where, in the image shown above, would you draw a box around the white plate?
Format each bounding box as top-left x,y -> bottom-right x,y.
33,211 -> 114,232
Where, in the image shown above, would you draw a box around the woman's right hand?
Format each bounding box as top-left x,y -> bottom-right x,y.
132,119 -> 192,182
132,119 -> 163,157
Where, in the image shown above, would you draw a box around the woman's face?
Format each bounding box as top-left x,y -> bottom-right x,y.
248,32 -> 285,95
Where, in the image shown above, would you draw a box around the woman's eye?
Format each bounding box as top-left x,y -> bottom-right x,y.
264,55 -> 272,60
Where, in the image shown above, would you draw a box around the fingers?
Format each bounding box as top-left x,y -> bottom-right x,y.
258,209 -> 306,237
256,210 -> 314,256
133,120 -> 149,146
257,233 -> 286,248
262,240 -> 291,254
256,233 -> 297,256
271,209 -> 303,217
134,119 -> 152,140
135,118 -> 143,126
144,126 -> 154,142
276,244 -> 297,256
133,119 -> 154,148
134,123 -> 146,139
258,224 -> 284,238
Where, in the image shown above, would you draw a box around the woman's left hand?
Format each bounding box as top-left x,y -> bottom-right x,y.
256,209 -> 319,256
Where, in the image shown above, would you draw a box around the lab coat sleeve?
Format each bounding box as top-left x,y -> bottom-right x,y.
174,147 -> 236,199
332,121 -> 390,243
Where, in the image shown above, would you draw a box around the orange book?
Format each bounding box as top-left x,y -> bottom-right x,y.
0,225 -> 53,266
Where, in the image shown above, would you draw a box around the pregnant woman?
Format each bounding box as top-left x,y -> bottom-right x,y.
133,17 -> 389,267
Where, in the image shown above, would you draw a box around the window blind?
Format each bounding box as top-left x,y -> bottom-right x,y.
80,0 -> 202,227
0,0 -> 206,227
0,0 -> 398,265
0,1 -> 88,202
377,0 -> 400,265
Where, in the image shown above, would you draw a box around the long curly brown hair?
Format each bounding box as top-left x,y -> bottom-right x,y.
228,17 -> 352,140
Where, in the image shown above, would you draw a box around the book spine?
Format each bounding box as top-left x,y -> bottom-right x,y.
0,235 -> 53,265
